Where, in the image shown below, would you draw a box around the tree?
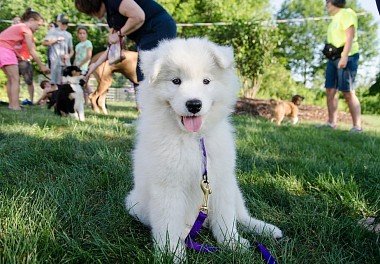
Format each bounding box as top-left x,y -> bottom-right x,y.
0,0 -> 283,97
210,20 -> 280,98
276,0 -> 378,87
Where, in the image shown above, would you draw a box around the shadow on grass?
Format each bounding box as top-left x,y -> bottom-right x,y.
0,119 -> 152,262
234,114 -> 380,263
1,106 -> 379,263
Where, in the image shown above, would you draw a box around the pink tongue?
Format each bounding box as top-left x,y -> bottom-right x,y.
182,116 -> 202,132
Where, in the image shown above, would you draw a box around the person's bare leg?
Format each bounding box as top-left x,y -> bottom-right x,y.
3,65 -> 21,109
343,91 -> 361,129
326,88 -> 338,126
27,83 -> 34,103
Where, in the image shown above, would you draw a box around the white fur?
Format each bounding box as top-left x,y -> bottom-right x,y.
125,38 -> 282,261
63,76 -> 85,122
69,83 -> 85,122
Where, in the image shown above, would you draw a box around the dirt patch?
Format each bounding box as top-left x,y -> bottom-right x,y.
235,98 -> 352,123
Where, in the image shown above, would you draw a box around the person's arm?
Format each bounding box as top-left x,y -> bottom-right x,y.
63,35 -> 75,63
42,38 -> 56,46
108,0 -> 145,44
42,33 -> 60,47
78,45 -> 93,68
338,25 -> 355,69
68,36 -> 75,59
36,89 -> 48,105
25,33 -> 50,73
85,50 -> 108,80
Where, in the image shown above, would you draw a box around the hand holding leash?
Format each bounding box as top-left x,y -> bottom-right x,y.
108,32 -> 119,44
40,65 -> 50,74
85,64 -> 97,81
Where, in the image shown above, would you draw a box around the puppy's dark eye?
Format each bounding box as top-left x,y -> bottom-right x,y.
203,78 -> 210,85
172,78 -> 181,85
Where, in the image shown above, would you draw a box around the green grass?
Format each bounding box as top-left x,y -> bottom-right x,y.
0,102 -> 379,264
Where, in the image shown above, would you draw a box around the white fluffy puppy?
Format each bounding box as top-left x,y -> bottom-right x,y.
125,38 -> 282,260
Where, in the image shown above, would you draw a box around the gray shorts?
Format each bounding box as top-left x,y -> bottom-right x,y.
18,60 -> 33,85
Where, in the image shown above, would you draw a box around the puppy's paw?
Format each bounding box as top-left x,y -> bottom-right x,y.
263,224 -> 283,239
155,242 -> 186,264
237,236 -> 251,249
221,235 -> 251,251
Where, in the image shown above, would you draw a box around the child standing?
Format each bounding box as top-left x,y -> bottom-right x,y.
73,26 -> 93,104
0,8 -> 49,110
73,26 -> 93,73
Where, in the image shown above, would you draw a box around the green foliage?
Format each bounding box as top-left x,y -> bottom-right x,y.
111,73 -> 129,88
0,102 -> 379,263
0,71 -> 6,90
207,20 -> 280,96
277,0 -> 330,85
160,0 -> 270,23
0,0 -> 109,61
258,63 -> 300,99
360,94 -> 380,115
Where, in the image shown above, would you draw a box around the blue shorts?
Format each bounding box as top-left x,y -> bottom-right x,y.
325,53 -> 359,92
135,13 -> 177,82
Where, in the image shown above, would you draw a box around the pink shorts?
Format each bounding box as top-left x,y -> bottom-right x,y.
0,46 -> 18,68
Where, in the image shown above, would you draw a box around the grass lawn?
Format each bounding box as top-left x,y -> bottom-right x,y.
0,101 -> 379,263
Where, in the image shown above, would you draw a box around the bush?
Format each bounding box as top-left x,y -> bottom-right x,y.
0,70 -> 6,89
360,94 -> 380,115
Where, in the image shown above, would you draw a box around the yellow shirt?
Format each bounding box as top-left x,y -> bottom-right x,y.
327,8 -> 359,56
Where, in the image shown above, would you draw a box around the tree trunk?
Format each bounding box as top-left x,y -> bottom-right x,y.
243,78 -> 261,99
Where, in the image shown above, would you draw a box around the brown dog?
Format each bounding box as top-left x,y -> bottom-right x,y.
89,50 -> 138,114
270,95 -> 304,125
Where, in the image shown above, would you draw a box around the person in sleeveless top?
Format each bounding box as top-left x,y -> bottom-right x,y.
75,0 -> 177,83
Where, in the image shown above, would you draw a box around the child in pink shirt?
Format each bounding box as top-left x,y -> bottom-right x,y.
0,8 -> 49,110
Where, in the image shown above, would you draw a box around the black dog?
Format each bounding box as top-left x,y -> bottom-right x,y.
52,66 -> 86,121
47,66 -> 85,109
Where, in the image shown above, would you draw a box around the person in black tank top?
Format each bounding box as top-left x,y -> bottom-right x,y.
75,0 -> 177,82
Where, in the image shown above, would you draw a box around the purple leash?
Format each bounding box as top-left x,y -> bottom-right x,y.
185,138 -> 217,252
185,138 -> 278,264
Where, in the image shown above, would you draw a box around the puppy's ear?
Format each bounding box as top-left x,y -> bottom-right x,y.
62,67 -> 69,77
208,43 -> 234,69
79,79 -> 86,87
139,49 -> 162,83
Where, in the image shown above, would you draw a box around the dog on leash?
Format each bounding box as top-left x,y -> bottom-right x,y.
125,38 -> 283,261
270,95 -> 304,125
53,66 -> 86,121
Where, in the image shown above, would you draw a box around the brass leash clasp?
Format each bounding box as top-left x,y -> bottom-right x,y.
200,180 -> 212,213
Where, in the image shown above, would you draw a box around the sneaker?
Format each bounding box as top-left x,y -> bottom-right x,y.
349,126 -> 363,133
316,122 -> 337,129
21,99 -> 33,106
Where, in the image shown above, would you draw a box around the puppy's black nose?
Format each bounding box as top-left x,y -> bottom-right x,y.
186,99 -> 202,114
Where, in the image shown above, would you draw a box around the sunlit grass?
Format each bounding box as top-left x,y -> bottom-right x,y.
0,102 -> 379,263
